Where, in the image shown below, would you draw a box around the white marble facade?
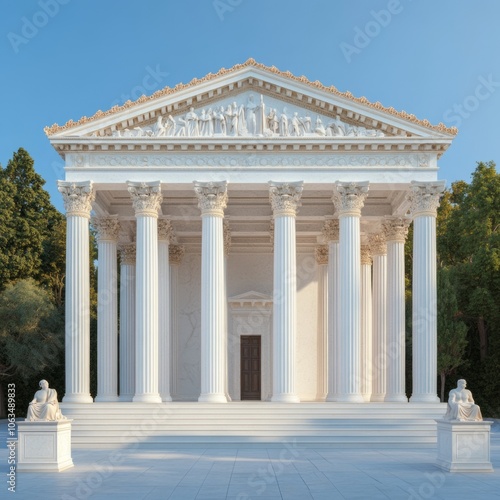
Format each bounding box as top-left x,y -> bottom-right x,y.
48,60 -> 456,405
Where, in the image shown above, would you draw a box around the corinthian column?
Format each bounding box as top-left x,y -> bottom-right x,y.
369,232 -> 387,402
128,181 -> 162,403
408,181 -> 445,403
322,219 -> 340,402
269,181 -> 303,403
360,244 -> 373,402
93,216 -> 120,402
332,181 -> 369,403
57,181 -> 94,403
315,245 -> 329,401
158,219 -> 173,402
383,217 -> 410,403
194,181 -> 228,403
119,243 -> 136,401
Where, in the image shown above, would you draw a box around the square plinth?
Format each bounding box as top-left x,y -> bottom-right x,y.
17,420 -> 74,472
436,419 -> 493,472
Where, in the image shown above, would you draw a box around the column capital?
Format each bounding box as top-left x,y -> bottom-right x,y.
119,243 -> 136,265
58,180 -> 94,218
127,181 -> 162,217
361,244 -> 372,265
193,181 -> 228,216
407,180 -> 446,217
383,217 -> 411,242
169,245 -> 185,265
322,218 -> 339,242
269,181 -> 303,216
223,219 -> 231,256
92,216 -> 120,242
315,245 -> 329,265
332,181 -> 369,217
158,218 -> 173,242
368,233 -> 387,256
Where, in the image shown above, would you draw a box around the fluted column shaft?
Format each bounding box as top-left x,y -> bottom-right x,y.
94,217 -> 120,402
269,181 -> 303,403
360,246 -> 373,402
384,218 -> 410,403
119,244 -> 136,401
315,246 -> 328,401
58,181 -> 94,403
195,181 -> 228,403
323,220 -> 340,402
369,234 -> 387,402
128,181 -> 162,403
158,219 -> 173,402
333,182 -> 369,403
409,181 -> 445,403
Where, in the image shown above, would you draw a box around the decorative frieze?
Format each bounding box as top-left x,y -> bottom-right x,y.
193,181 -> 228,216
169,245 -> 185,265
332,181 -> 369,217
383,217 -> 411,242
360,245 -> 372,265
407,180 -> 446,217
92,216 -> 120,241
119,243 -> 136,265
58,180 -> 94,218
157,218 -> 173,242
127,181 -> 162,216
315,245 -> 329,265
268,181 -> 303,216
368,232 -> 387,256
322,219 -> 339,242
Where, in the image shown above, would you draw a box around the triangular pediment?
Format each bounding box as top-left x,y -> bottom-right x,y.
45,59 -> 457,142
228,291 -> 273,306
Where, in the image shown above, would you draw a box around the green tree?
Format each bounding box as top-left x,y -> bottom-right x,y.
437,267 -> 468,401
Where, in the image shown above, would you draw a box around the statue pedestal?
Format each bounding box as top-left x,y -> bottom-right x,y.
436,419 -> 493,472
17,420 -> 74,472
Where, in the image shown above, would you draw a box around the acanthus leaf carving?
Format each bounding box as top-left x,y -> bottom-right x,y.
193,181 -> 228,216
315,245 -> 329,265
269,181 -> 303,216
92,216 -> 120,241
58,180 -> 94,218
383,217 -> 411,242
127,181 -> 162,216
407,180 -> 446,217
368,233 -> 387,256
332,181 -> 369,216
157,218 -> 173,242
322,218 -> 340,242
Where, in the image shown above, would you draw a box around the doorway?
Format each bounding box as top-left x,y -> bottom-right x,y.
240,336 -> 261,400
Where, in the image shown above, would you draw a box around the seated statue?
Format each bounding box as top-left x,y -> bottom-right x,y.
444,379 -> 482,421
26,380 -> 65,422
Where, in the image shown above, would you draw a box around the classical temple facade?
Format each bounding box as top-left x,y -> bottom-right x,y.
46,60 -> 456,410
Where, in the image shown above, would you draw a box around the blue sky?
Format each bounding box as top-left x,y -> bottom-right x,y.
1,0 -> 499,212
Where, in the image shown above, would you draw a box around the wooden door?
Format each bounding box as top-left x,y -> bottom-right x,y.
240,336 -> 261,400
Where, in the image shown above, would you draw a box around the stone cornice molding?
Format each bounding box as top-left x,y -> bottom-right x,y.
193,181 -> 228,217
157,218 -> 173,242
92,215 -> 120,242
223,219 -> 231,256
268,181 -> 303,217
322,218 -> 340,242
361,245 -> 372,265
368,233 -> 387,256
332,181 -> 369,217
127,181 -> 162,217
119,243 -> 136,265
383,217 -> 411,242
407,180 -> 446,218
315,245 -> 329,265
58,180 -> 94,218
169,245 -> 185,265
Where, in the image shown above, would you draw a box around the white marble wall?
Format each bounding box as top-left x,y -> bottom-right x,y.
172,251 -> 320,401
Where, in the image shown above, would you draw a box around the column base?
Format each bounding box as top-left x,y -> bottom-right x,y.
384,394 -> 408,403
325,394 -> 340,402
410,394 -> 440,403
62,394 -> 94,404
271,394 -> 300,403
336,394 -> 365,403
198,393 -> 228,403
133,394 -> 162,403
95,395 -> 119,403
370,394 -> 386,402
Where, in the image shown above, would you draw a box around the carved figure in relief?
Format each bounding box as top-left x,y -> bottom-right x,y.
302,114 -> 312,133
315,116 -> 326,136
267,108 -> 279,134
153,116 -> 167,137
185,107 -> 200,137
245,94 -> 259,135
214,106 -> 226,135
444,379 -> 483,421
279,107 -> 289,136
165,115 -> 176,136
291,112 -> 302,136
199,109 -> 213,137
26,380 -> 65,422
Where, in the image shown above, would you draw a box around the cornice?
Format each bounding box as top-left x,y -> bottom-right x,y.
44,59 -> 457,138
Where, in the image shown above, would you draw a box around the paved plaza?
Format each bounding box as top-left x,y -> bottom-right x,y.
2,420 -> 500,499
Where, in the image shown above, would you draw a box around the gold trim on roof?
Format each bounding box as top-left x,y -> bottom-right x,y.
44,58 -> 458,137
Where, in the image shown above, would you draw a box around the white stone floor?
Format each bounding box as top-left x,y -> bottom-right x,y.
2,421 -> 500,500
